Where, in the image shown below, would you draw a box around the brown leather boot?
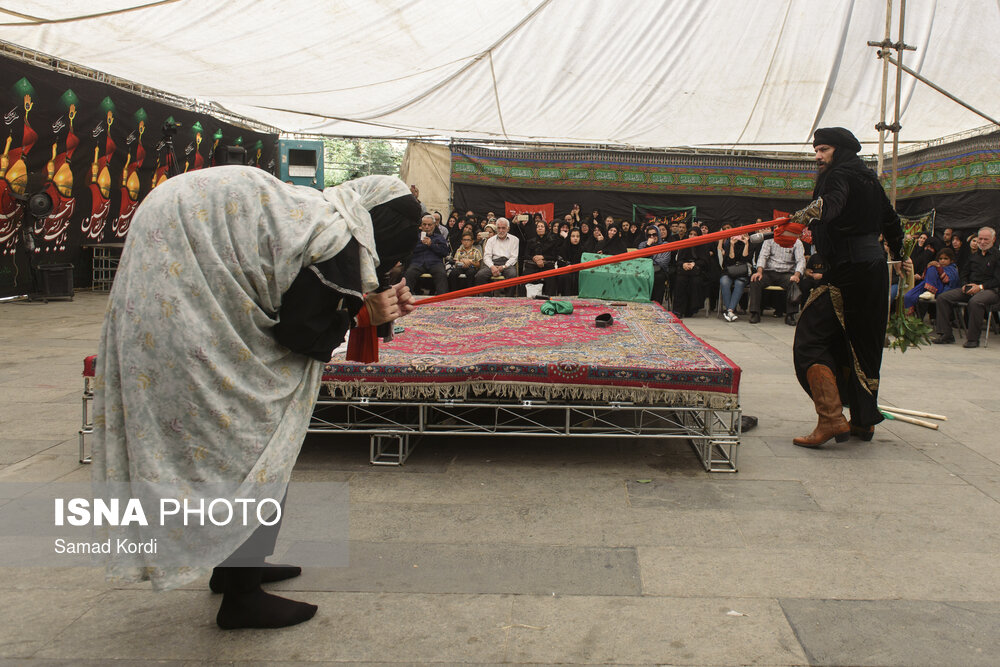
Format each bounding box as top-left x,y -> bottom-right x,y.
793,364 -> 850,448
849,421 -> 875,441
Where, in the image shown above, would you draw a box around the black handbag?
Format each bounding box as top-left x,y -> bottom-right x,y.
726,262 -> 750,279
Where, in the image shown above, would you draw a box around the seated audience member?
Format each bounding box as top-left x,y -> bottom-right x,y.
749,219 -> 766,264
887,240 -> 904,305
667,221 -> 688,243
558,228 -> 584,295
583,225 -> 606,253
747,234 -> 806,325
448,231 -> 483,291
522,219 -> 559,295
476,223 -> 497,253
589,209 -> 602,228
403,214 -> 450,295
951,234 -> 969,270
579,220 -> 592,240
638,224 -> 672,304
474,217 -> 520,291
432,211 -> 449,242
936,226 -> 954,251
911,231 -> 934,280
620,221 -> 636,247
602,223 -> 628,255
903,248 -> 957,310
719,230 -> 751,321
445,212 -> 462,248
931,226 -> 1000,347
671,228 -> 708,318
703,227 -> 722,312
558,221 -> 571,239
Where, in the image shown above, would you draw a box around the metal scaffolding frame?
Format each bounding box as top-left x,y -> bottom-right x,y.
308,395 -> 741,473
79,380 -> 742,472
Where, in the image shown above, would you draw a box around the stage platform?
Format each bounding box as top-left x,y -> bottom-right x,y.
80,298 -> 743,472
315,297 -> 741,471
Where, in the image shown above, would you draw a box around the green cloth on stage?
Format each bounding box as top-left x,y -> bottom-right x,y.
578,252 -> 653,302
540,300 -> 574,315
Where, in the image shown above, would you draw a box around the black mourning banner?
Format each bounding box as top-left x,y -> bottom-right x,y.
633,205 -> 696,229
0,56 -> 278,297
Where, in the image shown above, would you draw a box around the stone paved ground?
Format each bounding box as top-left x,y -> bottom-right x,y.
1,291 -> 998,666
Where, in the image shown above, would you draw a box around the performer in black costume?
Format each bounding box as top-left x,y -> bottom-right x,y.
789,127 -> 906,447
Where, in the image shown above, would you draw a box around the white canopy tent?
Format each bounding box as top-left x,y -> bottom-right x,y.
1,0 -> 997,153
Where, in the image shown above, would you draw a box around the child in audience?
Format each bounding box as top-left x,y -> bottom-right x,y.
448,231 -> 483,291
903,248 -> 958,310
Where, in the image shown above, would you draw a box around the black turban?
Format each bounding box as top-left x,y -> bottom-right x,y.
813,127 -> 862,153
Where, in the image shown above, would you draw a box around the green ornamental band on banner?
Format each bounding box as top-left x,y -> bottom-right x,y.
452,137 -> 1000,200
451,145 -> 818,199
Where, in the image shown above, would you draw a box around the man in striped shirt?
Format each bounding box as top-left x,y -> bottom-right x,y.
748,236 -> 807,325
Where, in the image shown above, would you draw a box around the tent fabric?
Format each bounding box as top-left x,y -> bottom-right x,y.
399,141 -> 452,216
1,1 -> 997,150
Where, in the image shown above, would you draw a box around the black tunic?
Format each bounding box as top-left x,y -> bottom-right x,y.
793,155 -> 904,427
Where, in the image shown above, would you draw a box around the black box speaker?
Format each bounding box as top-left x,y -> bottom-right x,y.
37,263 -> 75,299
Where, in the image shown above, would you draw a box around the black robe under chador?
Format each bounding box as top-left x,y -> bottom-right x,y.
792,155 -> 904,428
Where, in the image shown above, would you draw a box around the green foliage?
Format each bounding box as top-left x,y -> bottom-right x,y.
886,235 -> 934,353
323,139 -> 404,186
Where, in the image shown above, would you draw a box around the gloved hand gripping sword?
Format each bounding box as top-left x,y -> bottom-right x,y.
772,197 -> 823,248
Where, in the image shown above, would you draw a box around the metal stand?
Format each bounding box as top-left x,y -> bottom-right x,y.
79,375 -> 93,464
89,244 -> 124,291
309,396 -> 740,472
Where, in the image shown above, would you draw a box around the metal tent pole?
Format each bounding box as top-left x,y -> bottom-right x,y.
882,54 -> 1000,128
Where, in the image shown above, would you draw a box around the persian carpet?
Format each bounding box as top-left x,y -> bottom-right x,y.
323,297 -> 740,408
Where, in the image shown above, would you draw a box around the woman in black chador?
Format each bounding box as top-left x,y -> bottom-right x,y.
790,127 -> 905,447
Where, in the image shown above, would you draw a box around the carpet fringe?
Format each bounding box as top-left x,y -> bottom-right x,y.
321,380 -> 737,409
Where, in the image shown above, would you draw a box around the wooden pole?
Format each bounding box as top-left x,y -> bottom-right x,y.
876,0 -> 893,178
890,0 -> 906,207
878,405 -> 948,421
882,411 -> 939,430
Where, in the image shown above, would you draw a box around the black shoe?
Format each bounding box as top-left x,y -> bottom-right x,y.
963,340 -> 980,348
749,313 -> 760,324
211,563 -> 302,594
785,314 -> 796,326
930,334 -> 955,344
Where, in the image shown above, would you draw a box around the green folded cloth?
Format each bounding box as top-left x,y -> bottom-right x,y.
540,300 -> 574,315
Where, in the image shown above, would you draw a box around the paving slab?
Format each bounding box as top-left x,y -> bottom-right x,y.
639,546 -> 1000,601
33,590 -> 513,664
264,541 -> 641,596
626,477 -> 820,511
779,598 -> 1000,667
0,588 -> 109,659
505,594 -> 808,665
349,500 -> 746,549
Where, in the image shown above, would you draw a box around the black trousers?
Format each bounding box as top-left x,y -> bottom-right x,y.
792,260 -> 888,428
220,491 -> 286,567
